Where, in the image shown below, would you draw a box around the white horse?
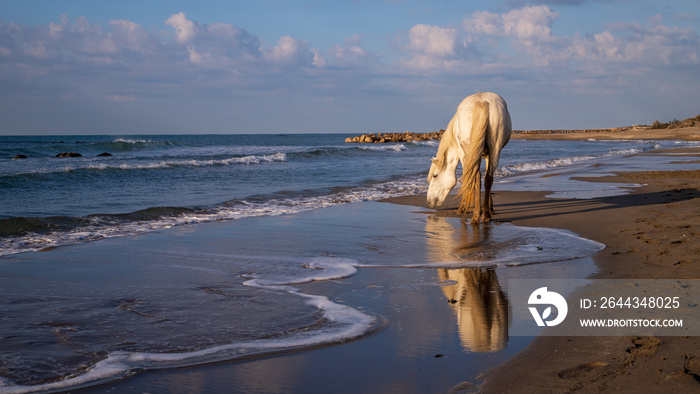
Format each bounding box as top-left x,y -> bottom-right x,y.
427,92 -> 512,224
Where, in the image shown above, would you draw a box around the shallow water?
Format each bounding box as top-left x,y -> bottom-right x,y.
497,140 -> 700,199
0,202 -> 602,392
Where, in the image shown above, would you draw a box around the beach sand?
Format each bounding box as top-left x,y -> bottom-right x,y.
478,151 -> 700,393
389,131 -> 700,392
512,126 -> 700,141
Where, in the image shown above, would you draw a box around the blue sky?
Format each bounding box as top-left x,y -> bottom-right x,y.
1,0 -> 699,134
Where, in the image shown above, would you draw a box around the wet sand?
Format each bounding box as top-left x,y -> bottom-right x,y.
481,167 -> 700,393
389,143 -> 700,392
67,200 -> 599,393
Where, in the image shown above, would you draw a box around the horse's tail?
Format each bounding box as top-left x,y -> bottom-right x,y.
457,101 -> 489,214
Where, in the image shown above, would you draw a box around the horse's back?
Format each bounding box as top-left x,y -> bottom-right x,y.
454,92 -> 511,147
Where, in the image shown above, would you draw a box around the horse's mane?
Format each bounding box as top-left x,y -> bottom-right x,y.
457,101 -> 489,213
432,117 -> 457,171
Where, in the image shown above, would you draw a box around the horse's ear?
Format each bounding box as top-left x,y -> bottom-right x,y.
431,157 -> 439,164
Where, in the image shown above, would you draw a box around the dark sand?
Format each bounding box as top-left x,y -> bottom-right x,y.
390,146 -> 700,392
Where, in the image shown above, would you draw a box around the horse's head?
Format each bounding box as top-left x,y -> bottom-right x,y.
427,157 -> 456,209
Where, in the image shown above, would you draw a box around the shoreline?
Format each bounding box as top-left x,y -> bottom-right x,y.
512,125 -> 700,141
384,145 -> 700,392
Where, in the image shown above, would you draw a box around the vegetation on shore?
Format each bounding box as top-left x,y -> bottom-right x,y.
650,114 -> 700,129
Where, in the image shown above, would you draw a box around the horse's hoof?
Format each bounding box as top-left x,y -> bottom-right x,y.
470,217 -> 480,225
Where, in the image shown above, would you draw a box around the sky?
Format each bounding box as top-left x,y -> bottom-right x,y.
1,0 -> 699,135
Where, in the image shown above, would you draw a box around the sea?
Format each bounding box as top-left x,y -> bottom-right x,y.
1,133 -> 688,256
1,134 -> 699,392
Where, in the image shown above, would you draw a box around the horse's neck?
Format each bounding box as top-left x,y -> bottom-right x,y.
442,132 -> 462,171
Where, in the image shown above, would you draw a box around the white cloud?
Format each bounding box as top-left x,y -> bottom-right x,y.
566,21 -> 700,67
327,35 -> 379,67
465,5 -> 559,40
265,36 -> 326,67
187,45 -> 204,64
463,5 -> 563,66
401,24 -> 480,72
267,36 -> 301,61
407,24 -> 458,57
461,5 -> 700,70
165,12 -> 199,43
311,48 -> 327,67
1,7 -> 698,134
163,12 -> 264,67
109,19 -> 151,52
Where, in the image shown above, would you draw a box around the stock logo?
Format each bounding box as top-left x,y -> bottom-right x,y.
528,287 -> 568,327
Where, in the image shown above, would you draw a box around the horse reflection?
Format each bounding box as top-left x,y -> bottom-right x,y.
426,216 -> 509,352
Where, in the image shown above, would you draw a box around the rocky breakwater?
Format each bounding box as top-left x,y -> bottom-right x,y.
345,130 -> 444,143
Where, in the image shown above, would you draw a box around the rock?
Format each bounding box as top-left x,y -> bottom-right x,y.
97,152 -> 113,157
55,152 -> 82,158
13,155 -> 28,159
345,129 -> 445,144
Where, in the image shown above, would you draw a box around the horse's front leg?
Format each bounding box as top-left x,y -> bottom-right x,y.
471,170 -> 482,225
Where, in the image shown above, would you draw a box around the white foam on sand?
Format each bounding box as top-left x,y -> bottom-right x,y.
0,256 -> 377,394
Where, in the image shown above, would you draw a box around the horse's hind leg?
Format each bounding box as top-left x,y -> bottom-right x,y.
481,156 -> 495,222
471,169 -> 482,225
482,171 -> 494,221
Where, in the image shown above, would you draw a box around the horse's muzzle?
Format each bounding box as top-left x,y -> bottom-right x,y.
427,197 -> 441,209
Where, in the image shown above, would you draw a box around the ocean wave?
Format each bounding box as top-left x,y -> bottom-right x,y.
289,143 -> 414,159
0,177 -> 427,257
410,140 -> 439,147
94,153 -> 289,170
359,144 -> 408,152
90,138 -> 183,152
4,153 -> 288,177
496,147 -> 648,177
0,138 -> 185,158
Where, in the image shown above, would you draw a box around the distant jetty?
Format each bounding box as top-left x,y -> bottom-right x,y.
343,128 -> 630,143
345,130 -> 444,143
345,114 -> 700,143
